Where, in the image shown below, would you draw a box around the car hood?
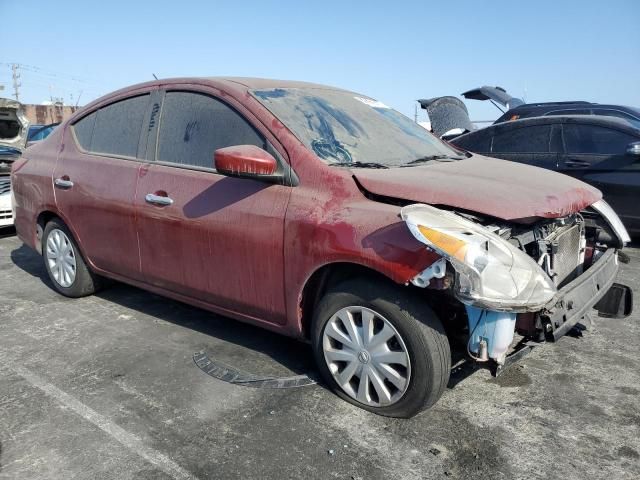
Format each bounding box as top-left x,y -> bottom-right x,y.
352,155 -> 601,220
461,86 -> 524,110
417,96 -> 473,138
0,97 -> 29,152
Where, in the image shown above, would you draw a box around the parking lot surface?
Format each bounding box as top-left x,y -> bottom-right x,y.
0,230 -> 639,479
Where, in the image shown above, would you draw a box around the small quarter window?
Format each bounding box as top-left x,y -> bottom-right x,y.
72,112 -> 96,150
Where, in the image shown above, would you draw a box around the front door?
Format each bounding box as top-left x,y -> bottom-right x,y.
135,90 -> 291,324
53,93 -> 151,279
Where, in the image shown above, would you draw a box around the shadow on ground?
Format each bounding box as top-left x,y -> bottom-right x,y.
10,242 -> 316,380
10,241 -> 485,389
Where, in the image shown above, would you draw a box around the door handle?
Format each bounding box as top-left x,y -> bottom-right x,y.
145,193 -> 174,206
54,177 -> 74,189
565,159 -> 590,168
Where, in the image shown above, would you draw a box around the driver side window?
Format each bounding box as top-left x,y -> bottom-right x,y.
156,91 -> 266,169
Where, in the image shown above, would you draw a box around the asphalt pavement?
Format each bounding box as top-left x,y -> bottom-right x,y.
1,229 -> 638,479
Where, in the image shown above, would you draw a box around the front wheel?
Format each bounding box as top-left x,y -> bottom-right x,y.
312,279 -> 451,418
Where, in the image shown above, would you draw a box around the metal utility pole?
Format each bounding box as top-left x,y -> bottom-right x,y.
11,63 -> 21,101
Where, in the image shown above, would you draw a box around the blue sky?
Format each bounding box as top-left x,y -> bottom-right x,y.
1,0 -> 638,122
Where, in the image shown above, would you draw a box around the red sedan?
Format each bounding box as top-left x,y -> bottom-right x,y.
11,78 -> 631,417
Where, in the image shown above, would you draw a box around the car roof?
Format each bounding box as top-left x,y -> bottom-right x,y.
503,114 -> 638,129
506,102 -> 640,115
71,77 -> 356,122
212,77 -> 348,91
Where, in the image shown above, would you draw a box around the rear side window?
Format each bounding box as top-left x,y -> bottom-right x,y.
492,125 -> 551,153
563,124 -> 636,154
72,94 -> 149,157
91,95 -> 149,157
156,91 -> 265,169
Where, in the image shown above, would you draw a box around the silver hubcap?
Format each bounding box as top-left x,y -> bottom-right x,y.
322,306 -> 411,407
46,229 -> 77,288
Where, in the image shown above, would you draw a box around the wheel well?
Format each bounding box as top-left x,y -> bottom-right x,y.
37,211 -> 58,229
35,211 -> 60,252
299,262 -> 396,340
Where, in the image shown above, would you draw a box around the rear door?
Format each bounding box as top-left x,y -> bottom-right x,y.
54,92 -> 152,279
135,89 -> 292,324
489,124 -> 558,170
559,123 -> 640,230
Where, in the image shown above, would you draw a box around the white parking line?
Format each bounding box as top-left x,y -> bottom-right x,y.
5,363 -> 199,480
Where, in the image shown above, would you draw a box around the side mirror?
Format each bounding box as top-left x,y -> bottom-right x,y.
626,141 -> 640,157
214,145 -> 278,180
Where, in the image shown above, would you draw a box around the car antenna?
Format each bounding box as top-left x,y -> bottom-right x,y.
152,73 -> 158,80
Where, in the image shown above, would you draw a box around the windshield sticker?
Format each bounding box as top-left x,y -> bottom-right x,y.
354,96 -> 391,109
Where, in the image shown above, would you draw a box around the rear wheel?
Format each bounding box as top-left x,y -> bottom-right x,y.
42,219 -> 101,297
312,278 -> 451,418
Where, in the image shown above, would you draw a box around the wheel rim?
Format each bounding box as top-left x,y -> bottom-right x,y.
322,306 -> 411,407
46,229 -> 77,288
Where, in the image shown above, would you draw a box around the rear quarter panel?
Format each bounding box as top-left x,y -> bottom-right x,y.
12,128 -> 62,252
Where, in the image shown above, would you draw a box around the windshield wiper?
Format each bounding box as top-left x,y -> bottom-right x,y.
330,161 -> 389,169
403,155 -> 464,166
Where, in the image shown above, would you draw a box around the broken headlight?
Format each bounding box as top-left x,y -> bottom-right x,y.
401,204 -> 557,312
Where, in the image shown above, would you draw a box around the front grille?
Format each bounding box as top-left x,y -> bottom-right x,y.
548,224 -> 582,285
0,209 -> 12,219
0,178 -> 10,195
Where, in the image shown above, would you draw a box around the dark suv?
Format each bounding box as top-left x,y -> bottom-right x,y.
461,86 -> 640,127
451,115 -> 640,234
493,101 -> 640,127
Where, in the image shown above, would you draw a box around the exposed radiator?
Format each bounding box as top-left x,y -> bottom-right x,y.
547,223 -> 583,286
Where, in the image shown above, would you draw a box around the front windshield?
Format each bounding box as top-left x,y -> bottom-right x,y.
252,87 -> 463,166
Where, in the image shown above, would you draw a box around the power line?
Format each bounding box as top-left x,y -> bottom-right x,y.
0,62 -> 97,85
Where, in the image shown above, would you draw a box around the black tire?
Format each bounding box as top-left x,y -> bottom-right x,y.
312,278 -> 451,418
42,218 -> 101,297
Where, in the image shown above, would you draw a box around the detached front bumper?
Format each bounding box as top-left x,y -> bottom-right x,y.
492,249 -> 632,376
540,248 -> 632,341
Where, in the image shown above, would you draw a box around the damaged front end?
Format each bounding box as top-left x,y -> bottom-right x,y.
400,202 -> 633,374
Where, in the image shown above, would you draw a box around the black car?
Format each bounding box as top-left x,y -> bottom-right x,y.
450,115 -> 640,234
461,86 -> 640,128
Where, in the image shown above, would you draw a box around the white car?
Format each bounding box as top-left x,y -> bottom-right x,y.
0,97 -> 29,227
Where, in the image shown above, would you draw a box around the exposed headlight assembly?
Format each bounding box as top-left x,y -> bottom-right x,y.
401,204 -> 557,312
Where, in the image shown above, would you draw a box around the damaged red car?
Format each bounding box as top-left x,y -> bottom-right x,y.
11,78 -> 633,417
